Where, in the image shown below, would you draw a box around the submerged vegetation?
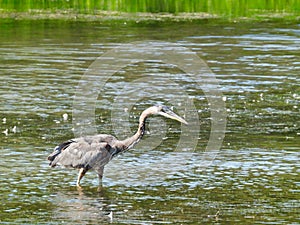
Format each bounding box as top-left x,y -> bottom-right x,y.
0,0 -> 299,21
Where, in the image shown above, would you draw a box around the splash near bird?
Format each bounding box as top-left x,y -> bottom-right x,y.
47,105 -> 187,187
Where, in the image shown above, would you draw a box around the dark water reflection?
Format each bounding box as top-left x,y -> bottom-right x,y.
0,20 -> 299,224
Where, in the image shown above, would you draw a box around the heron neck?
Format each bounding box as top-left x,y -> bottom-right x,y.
119,111 -> 147,151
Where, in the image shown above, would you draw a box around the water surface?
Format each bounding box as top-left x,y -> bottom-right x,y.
0,20 -> 299,224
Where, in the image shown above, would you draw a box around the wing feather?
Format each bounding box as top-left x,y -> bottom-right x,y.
49,137 -> 115,170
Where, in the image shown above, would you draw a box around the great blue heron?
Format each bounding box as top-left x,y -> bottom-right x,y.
48,105 -> 187,187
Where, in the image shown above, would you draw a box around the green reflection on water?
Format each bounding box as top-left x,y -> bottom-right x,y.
1,0 -> 300,18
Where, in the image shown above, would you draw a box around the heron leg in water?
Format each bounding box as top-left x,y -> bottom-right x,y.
77,168 -> 87,187
97,166 -> 104,185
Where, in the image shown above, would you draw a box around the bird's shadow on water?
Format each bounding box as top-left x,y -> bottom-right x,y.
49,185 -> 114,223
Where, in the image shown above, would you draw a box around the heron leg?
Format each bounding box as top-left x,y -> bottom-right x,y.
77,167 -> 87,187
97,166 -> 104,185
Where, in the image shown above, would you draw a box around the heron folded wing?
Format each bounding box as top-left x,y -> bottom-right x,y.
50,141 -> 113,170
80,142 -> 114,170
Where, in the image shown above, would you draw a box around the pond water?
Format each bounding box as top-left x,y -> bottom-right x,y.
0,19 -> 299,224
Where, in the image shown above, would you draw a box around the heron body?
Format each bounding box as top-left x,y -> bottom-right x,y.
48,105 -> 187,186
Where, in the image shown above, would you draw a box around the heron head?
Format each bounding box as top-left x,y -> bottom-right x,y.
155,105 -> 188,125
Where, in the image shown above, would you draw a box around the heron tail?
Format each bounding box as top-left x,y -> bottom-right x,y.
47,140 -> 74,165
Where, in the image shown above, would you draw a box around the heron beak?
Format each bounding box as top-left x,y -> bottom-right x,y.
158,109 -> 188,125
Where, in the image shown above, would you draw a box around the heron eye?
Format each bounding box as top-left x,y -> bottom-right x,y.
161,106 -> 170,113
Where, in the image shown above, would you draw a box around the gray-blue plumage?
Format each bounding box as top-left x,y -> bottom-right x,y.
47,105 -> 188,187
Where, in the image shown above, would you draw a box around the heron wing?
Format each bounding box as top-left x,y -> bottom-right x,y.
47,140 -> 74,161
50,139 -> 114,170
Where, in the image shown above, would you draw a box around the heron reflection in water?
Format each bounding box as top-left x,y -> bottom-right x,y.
48,105 -> 187,187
